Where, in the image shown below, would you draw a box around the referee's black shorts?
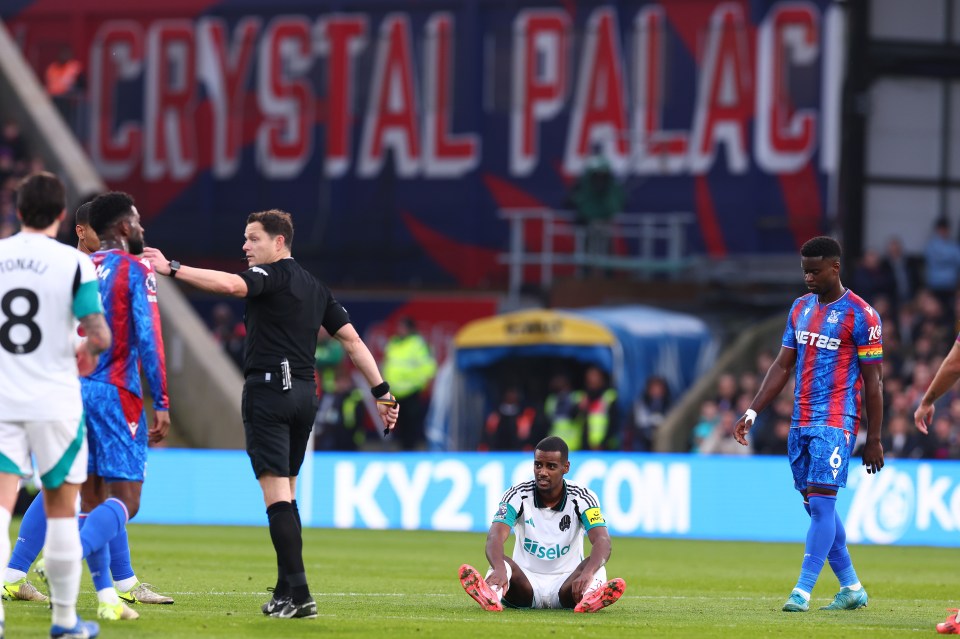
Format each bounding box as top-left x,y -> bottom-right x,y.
241,373 -> 318,478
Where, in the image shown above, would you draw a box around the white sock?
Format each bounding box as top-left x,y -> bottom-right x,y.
844,582 -> 862,591
0,507 -> 10,623
45,517 -> 82,629
792,588 -> 811,601
3,569 -> 26,583
114,576 -> 138,593
484,563 -> 512,600
97,587 -> 120,605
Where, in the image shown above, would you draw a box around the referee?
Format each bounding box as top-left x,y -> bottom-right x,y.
143,209 -> 398,619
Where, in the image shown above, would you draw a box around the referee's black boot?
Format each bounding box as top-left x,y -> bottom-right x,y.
270,596 -> 318,619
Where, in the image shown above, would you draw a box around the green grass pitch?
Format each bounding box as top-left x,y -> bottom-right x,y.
2,523 -> 956,637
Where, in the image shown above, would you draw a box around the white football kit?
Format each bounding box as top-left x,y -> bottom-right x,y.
0,233 -> 101,487
493,480 -> 608,608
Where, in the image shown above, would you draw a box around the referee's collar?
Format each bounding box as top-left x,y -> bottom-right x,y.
533,480 -> 567,511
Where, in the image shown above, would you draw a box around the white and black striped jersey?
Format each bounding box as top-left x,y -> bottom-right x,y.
493,480 -> 607,576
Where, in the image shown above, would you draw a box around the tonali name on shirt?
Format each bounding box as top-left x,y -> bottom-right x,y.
0,258 -> 49,275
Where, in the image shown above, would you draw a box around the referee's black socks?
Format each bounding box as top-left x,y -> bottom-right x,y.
267,501 -> 311,604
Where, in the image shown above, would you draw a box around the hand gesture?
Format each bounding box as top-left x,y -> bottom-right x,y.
150,410 -> 171,444
376,395 -> 399,435
914,402 -> 934,435
861,439 -> 884,475
76,341 -> 97,377
733,413 -> 753,446
141,247 -> 170,275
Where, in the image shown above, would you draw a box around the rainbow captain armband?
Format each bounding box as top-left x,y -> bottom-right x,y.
857,344 -> 883,363
582,507 -> 606,529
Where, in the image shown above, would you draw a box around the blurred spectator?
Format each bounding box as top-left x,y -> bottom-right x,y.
714,372 -> 739,412
314,374 -> 367,451
569,149 -> 624,274
753,416 -> 790,456
314,327 -> 344,397
382,316 -> 437,450
210,302 -> 245,369
924,217 -> 960,329
45,46 -> 84,129
700,410 -> 749,455
850,249 -> 890,306
690,400 -> 719,453
629,375 -> 671,452
544,373 -> 584,449
578,366 -> 619,450
880,237 -> 920,313
479,386 -> 537,452
882,414 -> 922,459
0,121 -> 27,176
923,415 -> 959,459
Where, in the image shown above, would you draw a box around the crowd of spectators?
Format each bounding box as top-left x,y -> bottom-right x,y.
0,120 -> 39,239
694,221 -> 960,460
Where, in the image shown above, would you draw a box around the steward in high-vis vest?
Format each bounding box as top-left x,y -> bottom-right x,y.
382,317 -> 437,450
544,373 -> 586,450
578,366 -> 620,451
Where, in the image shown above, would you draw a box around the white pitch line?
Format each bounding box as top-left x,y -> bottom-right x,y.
157,591 -> 942,605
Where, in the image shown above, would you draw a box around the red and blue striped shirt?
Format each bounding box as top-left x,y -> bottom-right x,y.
85,250 -> 168,411
782,289 -> 882,435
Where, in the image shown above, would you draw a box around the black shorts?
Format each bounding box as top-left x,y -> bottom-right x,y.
241,374 -> 318,478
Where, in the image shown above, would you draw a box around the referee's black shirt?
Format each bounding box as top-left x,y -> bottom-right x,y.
237,258 -> 349,380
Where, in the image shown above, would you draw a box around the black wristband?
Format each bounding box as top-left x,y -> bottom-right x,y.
371,381 -> 390,398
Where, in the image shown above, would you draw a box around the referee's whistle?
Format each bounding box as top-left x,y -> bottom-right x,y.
377,398 -> 398,436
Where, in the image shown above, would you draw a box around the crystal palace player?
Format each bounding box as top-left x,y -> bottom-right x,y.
458,436 -> 626,613
734,236 -> 884,613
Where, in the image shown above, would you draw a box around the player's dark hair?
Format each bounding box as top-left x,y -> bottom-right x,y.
90,191 -> 136,235
535,436 -> 569,462
75,201 -> 92,226
248,209 -> 294,249
16,172 -> 65,229
800,236 -> 841,261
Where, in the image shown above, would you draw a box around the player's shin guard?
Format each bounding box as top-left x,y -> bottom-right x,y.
7,493 -> 46,574
804,497 -> 859,587
80,498 -> 128,558
827,510 -> 859,587
266,502 -> 309,604
45,517 -> 82,629
86,544 -> 113,593
108,527 -> 135,583
795,494 -> 837,594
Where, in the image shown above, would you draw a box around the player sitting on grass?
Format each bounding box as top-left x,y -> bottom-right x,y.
459,436 -> 625,613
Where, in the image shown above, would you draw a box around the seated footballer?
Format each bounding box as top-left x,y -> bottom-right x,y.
459,436 -> 626,612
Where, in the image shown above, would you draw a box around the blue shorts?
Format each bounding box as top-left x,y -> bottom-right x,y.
81,379 -> 148,482
787,425 -> 854,492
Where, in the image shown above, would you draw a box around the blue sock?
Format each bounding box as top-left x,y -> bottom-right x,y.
8,493 -> 47,572
87,545 -> 113,592
80,498 -> 128,559
795,494 -> 837,593
109,527 -> 135,582
803,498 -> 859,587
827,511 -> 859,587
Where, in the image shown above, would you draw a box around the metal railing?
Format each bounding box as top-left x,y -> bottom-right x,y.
499,208 -> 696,300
